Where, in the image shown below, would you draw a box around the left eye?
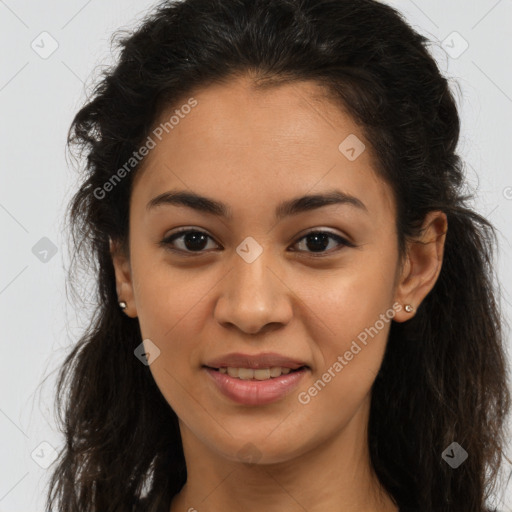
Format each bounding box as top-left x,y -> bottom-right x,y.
292,231 -> 354,255
160,229 -> 353,255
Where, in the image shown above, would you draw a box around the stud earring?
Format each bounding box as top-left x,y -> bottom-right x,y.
119,301 -> 127,310
404,304 -> 414,313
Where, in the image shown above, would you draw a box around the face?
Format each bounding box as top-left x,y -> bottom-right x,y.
111,75 -> 445,465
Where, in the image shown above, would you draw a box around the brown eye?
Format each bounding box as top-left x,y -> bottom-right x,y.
291,231 -> 354,256
161,229 -> 219,253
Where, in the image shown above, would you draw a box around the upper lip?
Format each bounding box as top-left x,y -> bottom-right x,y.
204,352 -> 309,370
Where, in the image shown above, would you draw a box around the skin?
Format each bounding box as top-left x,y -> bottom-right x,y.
111,74 -> 447,512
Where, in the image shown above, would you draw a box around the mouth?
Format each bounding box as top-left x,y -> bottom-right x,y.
203,365 -> 309,380
203,365 -> 310,405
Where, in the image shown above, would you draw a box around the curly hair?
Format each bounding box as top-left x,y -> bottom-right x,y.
45,1 -> 511,511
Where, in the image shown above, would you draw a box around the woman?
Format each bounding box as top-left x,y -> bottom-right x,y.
45,0 -> 511,511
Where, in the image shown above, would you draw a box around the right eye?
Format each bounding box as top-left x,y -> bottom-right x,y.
160,228 -> 220,254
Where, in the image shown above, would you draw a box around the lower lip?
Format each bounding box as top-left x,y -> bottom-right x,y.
204,367 -> 308,405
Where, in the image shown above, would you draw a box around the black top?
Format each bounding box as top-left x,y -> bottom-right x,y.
138,497 -> 500,512
398,508 -> 500,512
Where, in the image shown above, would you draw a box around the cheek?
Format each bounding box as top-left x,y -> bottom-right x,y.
130,255 -> 220,405
310,247 -> 396,335
298,300 -> 393,423
131,247 -> 207,338
301,251 -> 397,397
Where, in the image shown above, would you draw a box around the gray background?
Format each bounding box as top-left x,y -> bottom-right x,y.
0,0 -> 511,510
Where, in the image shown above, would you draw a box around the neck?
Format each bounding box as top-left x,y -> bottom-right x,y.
169,398 -> 398,512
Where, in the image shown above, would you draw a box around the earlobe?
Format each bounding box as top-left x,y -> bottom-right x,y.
109,238 -> 138,318
393,211 -> 447,323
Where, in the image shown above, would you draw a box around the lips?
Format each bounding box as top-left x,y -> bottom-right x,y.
204,366 -> 309,405
204,352 -> 309,370
203,352 -> 311,405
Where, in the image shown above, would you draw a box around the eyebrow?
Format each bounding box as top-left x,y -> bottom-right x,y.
146,188 -> 368,220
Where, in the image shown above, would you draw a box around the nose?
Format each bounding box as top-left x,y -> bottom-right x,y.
213,249 -> 293,335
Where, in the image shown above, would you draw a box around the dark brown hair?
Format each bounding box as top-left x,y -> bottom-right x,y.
46,1 -> 511,511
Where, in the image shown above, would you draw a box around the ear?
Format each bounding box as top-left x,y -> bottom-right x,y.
110,238 -> 138,318
393,211 -> 447,323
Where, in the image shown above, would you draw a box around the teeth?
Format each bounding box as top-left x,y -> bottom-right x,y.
238,368 -> 254,380
254,369 -> 270,380
227,367 -> 238,378
218,366 -> 296,379
270,366 -> 284,377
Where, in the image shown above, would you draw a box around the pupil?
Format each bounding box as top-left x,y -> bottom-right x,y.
184,232 -> 208,251
306,233 -> 329,252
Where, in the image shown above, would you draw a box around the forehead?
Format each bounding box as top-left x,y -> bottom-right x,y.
131,75 -> 395,221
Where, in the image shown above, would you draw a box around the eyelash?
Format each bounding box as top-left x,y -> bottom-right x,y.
160,228 -> 355,257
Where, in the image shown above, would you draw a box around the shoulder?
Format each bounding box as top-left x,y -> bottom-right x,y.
399,507 -> 501,512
